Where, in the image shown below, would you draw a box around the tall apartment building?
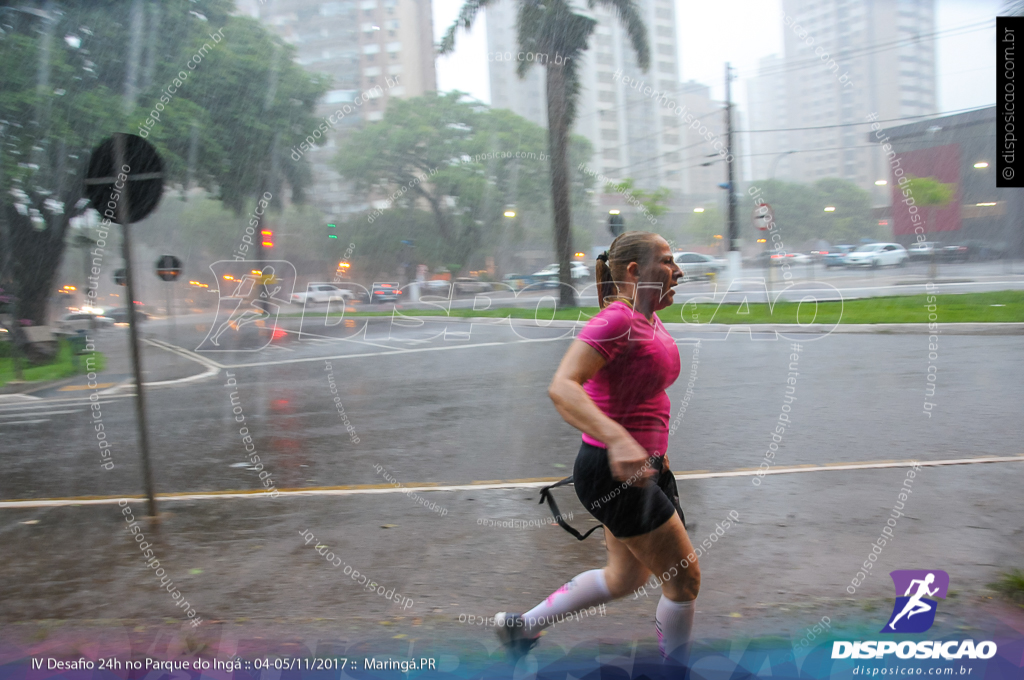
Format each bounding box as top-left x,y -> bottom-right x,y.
746,0 -> 937,203
237,0 -> 436,217
678,81 -> 736,207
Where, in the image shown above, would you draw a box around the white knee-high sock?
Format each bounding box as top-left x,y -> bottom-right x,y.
656,595 -> 696,662
522,569 -> 613,636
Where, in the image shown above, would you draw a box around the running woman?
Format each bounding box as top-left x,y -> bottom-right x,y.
495,231 -> 700,663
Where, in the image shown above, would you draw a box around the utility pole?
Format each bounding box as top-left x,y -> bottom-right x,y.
724,63 -> 741,284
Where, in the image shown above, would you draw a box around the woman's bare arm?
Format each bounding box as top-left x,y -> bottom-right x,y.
548,340 -> 655,483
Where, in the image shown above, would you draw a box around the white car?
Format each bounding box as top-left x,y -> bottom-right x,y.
672,252 -> 724,280
58,312 -> 114,332
533,262 -> 590,280
844,243 -> 909,268
291,284 -> 354,305
777,252 -> 812,265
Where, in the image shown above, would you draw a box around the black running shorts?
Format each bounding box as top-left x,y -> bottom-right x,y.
573,441 -> 683,538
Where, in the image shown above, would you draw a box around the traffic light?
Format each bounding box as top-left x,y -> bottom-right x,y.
261,230 -> 273,248
608,210 -> 625,237
328,222 -> 337,239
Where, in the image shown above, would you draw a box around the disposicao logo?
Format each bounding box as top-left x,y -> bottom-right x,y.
831,570 -> 997,661
882,569 -> 949,633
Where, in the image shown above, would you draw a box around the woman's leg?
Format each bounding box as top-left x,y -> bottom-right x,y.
521,529 -> 650,636
619,513 -> 701,661
603,530 -> 653,597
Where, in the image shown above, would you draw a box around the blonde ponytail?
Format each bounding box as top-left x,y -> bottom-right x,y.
597,231 -> 662,309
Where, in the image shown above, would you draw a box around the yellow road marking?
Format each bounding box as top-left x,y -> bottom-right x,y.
2,455 -> 1022,510
58,383 -> 115,391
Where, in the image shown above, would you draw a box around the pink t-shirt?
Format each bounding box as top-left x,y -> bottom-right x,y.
575,301 -> 681,456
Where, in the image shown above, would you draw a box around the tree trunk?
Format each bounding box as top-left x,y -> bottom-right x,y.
545,61 -> 577,307
926,207 -> 938,281
6,202 -> 72,363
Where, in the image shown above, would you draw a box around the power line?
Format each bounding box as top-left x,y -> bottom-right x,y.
740,104 -> 993,134
681,133 -> 993,170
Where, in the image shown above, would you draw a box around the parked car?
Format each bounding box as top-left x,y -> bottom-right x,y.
502,274 -> 531,291
291,284 -> 354,305
370,282 -> 401,303
672,252 -> 724,280
960,240 -> 1009,261
745,252 -> 810,267
941,241 -> 1008,262
530,273 -> 561,289
453,277 -> 493,294
823,245 -> 856,268
939,243 -> 970,263
777,252 -> 812,265
908,241 -> 943,262
422,279 -> 451,294
844,243 -> 908,268
745,251 -> 774,268
57,312 -> 114,332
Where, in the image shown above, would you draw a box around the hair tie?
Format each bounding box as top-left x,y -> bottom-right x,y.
597,251 -> 609,263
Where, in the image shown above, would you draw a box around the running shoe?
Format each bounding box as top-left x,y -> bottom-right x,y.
494,612 -> 540,660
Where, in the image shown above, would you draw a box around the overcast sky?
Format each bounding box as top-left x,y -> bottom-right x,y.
433,0 -> 1000,116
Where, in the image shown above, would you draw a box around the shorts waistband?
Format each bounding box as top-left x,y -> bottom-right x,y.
579,440 -> 666,471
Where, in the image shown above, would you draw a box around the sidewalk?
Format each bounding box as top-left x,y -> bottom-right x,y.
2,327 -> 215,398
2,464 -> 1022,638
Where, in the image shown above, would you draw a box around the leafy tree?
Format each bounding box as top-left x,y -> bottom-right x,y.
748,178 -> 881,246
335,92 -> 594,277
902,175 -> 955,233
605,177 -> 671,220
441,0 -> 650,306
0,1 -> 328,359
686,207 -> 725,248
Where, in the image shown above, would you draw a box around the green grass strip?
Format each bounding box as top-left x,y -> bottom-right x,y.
0,339 -> 106,388
318,291 -> 1024,324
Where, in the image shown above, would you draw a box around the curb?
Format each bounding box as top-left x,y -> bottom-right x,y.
374,316 -> 1024,335
0,374 -> 89,396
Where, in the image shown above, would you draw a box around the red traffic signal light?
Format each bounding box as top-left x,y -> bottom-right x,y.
261,230 -> 273,248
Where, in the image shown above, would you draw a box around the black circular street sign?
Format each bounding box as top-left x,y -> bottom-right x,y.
156,255 -> 182,282
85,134 -> 164,225
114,268 -> 127,286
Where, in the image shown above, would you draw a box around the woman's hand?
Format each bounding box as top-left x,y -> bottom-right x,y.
606,433 -> 656,485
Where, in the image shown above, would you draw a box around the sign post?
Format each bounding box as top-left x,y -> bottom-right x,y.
85,134 -> 164,517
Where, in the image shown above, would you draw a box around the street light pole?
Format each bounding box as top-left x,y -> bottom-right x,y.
725,63 -> 737,252
724,63 -> 741,285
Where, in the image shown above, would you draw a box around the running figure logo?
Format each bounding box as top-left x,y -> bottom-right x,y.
881,570 -> 949,633
197,260 -> 296,352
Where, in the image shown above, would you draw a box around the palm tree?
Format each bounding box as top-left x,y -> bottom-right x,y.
440,0 -> 650,306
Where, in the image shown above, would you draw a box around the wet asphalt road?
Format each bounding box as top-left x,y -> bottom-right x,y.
0,309 -> 1022,645
2,314 -> 1022,499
